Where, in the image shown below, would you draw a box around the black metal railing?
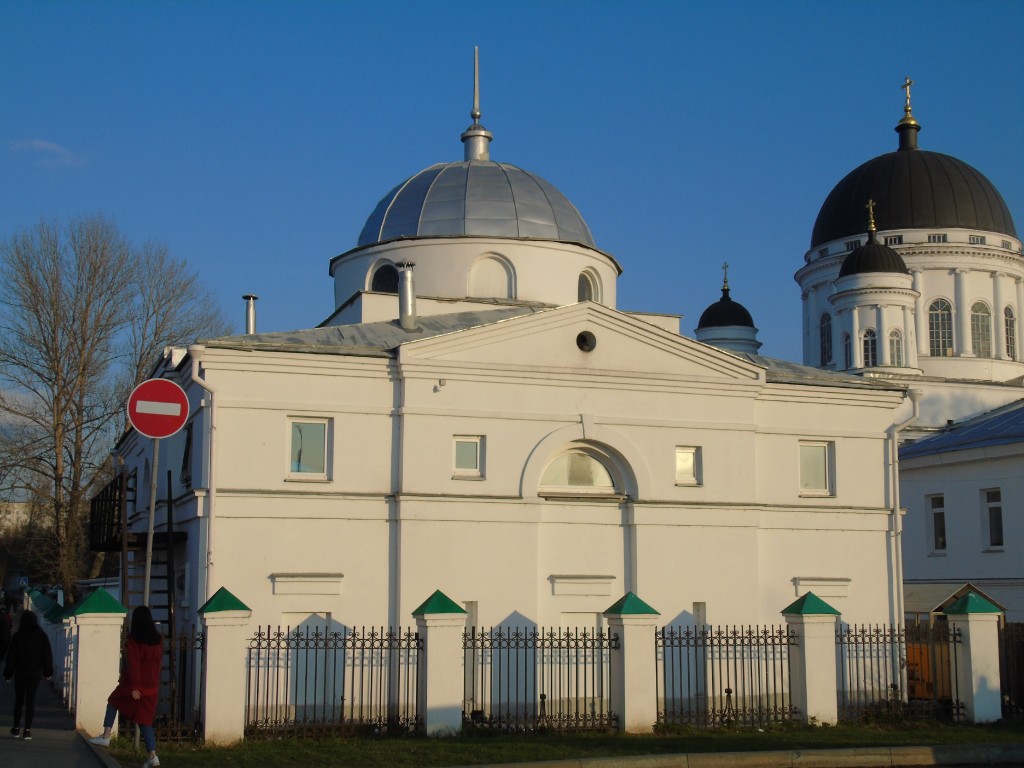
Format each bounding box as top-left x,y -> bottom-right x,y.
88,471 -> 124,551
836,623 -> 961,721
656,625 -> 796,728
463,626 -> 618,732
245,625 -> 420,738
999,622 -> 1024,720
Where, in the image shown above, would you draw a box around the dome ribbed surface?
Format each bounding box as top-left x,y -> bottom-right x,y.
358,160 -> 595,248
697,289 -> 755,329
812,150 -> 1016,248
838,235 -> 910,278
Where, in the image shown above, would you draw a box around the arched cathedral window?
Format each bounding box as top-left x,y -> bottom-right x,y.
819,314 -> 832,366
540,446 -> 621,497
928,300 -> 953,357
971,302 -> 992,358
371,264 -> 399,293
1005,307 -> 1017,361
842,333 -> 851,370
862,329 -> 877,368
889,329 -> 904,367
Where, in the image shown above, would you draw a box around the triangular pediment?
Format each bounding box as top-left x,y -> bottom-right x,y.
397,303 -> 764,384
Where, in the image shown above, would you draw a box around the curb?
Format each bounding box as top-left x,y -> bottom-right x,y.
77,730 -> 124,768
451,742 -> 1024,768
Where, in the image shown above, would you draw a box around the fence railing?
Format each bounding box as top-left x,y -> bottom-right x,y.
245,625 -> 421,738
836,623 -> 961,722
463,626 -> 618,732
1000,622 -> 1024,721
656,625 -> 797,728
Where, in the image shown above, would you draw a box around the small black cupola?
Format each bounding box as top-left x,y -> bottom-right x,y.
838,199 -> 910,278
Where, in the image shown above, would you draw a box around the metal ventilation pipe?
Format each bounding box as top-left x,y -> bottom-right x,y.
397,263 -> 417,331
242,294 -> 258,335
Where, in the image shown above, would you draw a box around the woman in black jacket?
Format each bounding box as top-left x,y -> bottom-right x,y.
3,610 -> 53,740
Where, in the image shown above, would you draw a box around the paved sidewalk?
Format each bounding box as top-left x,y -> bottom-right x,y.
0,670 -> 114,768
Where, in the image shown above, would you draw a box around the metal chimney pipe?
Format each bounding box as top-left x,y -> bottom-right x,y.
242,294 -> 258,335
397,263 -> 417,331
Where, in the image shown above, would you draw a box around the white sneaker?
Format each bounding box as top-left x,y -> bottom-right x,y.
89,735 -> 111,747
142,755 -> 160,767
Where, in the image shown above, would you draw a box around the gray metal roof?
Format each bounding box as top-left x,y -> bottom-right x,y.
900,398 -> 1024,459
357,161 -> 596,249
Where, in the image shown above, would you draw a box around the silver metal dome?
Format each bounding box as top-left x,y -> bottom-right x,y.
357,160 -> 596,249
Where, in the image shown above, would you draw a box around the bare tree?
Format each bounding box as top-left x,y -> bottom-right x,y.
0,216 -> 230,600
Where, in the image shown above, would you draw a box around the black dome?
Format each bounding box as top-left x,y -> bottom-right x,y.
838,231 -> 910,278
697,287 -> 755,329
812,148 -> 1017,249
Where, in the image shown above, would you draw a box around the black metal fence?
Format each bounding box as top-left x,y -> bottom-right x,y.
463,626 -> 618,732
656,625 -> 797,728
836,623 -> 961,721
245,625 -> 421,738
1000,622 -> 1024,720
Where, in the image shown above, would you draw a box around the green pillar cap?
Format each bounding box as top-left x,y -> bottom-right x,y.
72,588 -> 127,616
604,591 -> 660,616
412,589 -> 466,616
944,591 -> 1002,615
781,592 -> 840,616
199,586 -> 251,614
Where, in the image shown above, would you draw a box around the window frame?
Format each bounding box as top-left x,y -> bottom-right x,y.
819,314 -> 833,366
971,301 -> 993,358
928,494 -> 946,553
798,440 -> 835,497
674,446 -> 703,487
1005,306 -> 1017,361
453,435 -> 485,479
982,488 -> 1004,550
287,417 -> 332,481
862,328 -> 878,368
539,445 -> 623,499
889,328 -> 904,367
928,299 -> 954,357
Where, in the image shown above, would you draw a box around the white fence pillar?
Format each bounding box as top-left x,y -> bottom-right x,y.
199,587 -> 252,744
945,593 -> 1003,724
604,592 -> 660,733
783,592 -> 840,725
413,590 -> 467,736
67,588 -> 127,734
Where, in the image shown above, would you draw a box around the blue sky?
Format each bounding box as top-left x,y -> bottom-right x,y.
2,0 -> 1022,363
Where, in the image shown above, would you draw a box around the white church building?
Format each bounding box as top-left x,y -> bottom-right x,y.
102,67 -> 923,634
793,79 -> 1023,619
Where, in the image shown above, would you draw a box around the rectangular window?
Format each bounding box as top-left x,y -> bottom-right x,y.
927,233 -> 948,243
969,235 -> 986,245
929,495 -> 946,552
675,446 -> 702,486
818,247 -> 829,259
454,436 -> 484,478
288,418 -> 329,479
845,240 -> 860,252
799,441 -> 833,496
983,489 -> 1003,548
884,235 -> 903,246
1003,240 -> 1012,250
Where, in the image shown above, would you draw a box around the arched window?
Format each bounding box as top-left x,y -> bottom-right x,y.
371,264 -> 399,293
1006,307 -> 1017,361
540,447 -> 619,495
971,302 -> 992,358
862,329 -> 877,367
889,329 -> 904,367
842,333 -> 852,370
469,255 -> 515,299
928,299 -> 953,357
578,273 -> 596,302
819,314 -> 833,366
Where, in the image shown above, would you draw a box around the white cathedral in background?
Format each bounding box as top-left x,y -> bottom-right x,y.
793,78 -> 1024,619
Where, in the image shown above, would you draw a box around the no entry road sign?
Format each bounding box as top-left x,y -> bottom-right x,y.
127,378 -> 190,439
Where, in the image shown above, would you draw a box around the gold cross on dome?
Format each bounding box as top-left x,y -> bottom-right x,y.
866,198 -> 877,231
722,261 -> 730,288
901,76 -> 914,114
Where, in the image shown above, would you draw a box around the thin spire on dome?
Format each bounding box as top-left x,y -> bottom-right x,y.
866,198 -> 877,240
896,75 -> 920,151
461,46 -> 493,161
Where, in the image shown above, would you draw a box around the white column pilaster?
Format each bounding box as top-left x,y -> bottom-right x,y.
993,273 -> 1007,359
877,305 -> 890,366
955,268 -> 972,356
947,612 -> 1002,723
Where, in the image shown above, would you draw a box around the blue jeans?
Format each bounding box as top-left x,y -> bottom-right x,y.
104,703 -> 155,752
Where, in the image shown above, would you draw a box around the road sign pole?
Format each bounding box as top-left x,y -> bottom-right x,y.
142,438 -> 160,606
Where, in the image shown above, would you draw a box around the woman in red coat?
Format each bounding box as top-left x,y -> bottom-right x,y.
89,606 -> 163,768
